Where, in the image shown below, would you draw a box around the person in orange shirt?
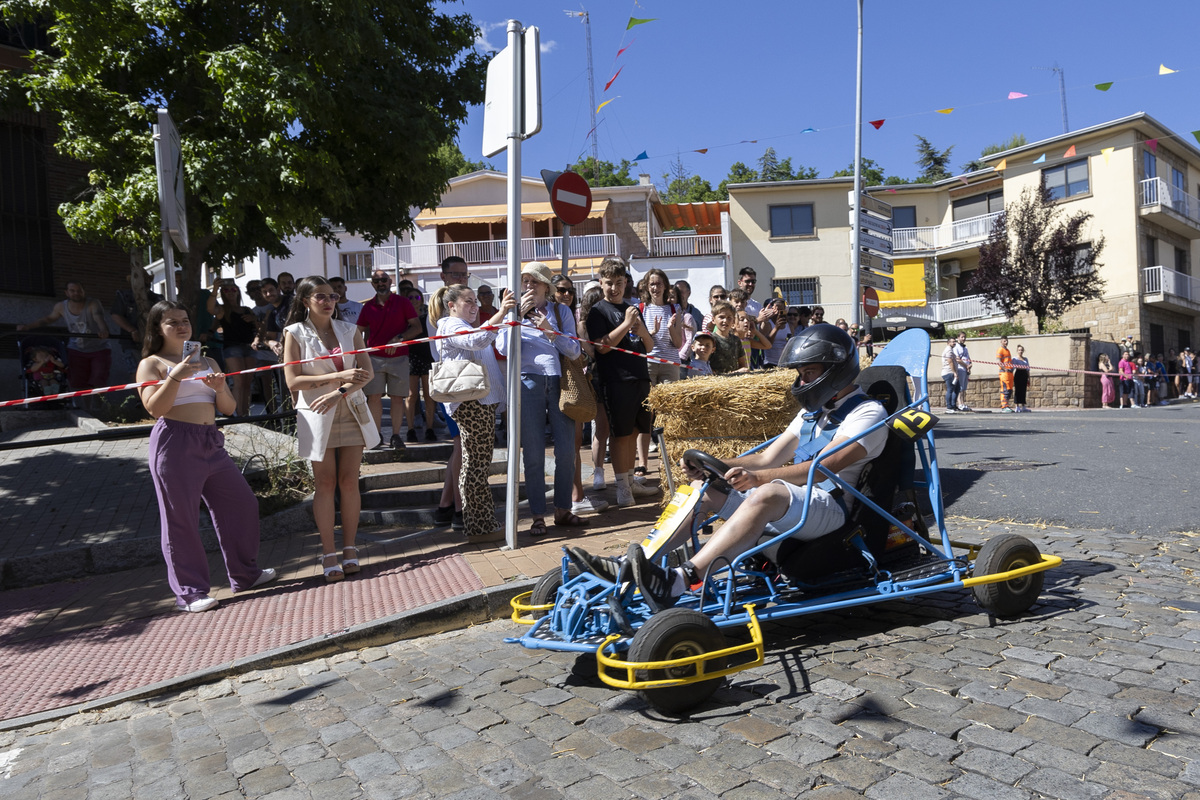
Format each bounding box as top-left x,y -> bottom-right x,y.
998,336 -> 1015,412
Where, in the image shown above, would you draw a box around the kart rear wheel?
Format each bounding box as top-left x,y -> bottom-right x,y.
972,534 -> 1044,618
628,608 -> 726,714
530,563 -> 580,615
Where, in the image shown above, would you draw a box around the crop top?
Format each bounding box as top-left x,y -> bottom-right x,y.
153,356 -> 217,406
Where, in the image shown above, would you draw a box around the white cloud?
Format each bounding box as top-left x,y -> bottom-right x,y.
475,21 -> 555,55
540,40 -> 557,54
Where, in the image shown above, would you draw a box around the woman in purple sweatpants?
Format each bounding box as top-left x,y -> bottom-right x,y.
136,301 -> 274,612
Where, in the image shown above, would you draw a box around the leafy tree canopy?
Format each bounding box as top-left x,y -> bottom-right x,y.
963,133 -> 1028,172
915,135 -> 955,183
438,142 -> 488,178
568,156 -> 638,187
756,147 -> 818,183
659,156 -> 720,204
832,157 -> 889,186
0,0 -> 485,308
974,185 -> 1106,333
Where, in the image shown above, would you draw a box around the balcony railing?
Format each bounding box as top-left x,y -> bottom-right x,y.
1143,265 -> 1200,301
375,233 -> 619,271
893,210 -> 1004,253
1140,177 -> 1200,226
881,293 -> 1005,325
650,234 -> 724,257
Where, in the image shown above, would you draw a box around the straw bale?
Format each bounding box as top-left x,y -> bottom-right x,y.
648,370 -> 799,502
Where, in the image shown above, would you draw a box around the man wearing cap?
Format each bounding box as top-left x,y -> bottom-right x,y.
358,269 -> 420,448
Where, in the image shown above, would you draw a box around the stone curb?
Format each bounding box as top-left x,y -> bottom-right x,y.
0,579 -> 537,733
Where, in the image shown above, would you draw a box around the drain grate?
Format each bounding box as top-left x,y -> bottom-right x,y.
954,460 -> 1053,472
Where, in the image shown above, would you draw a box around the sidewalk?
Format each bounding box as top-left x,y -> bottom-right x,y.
0,413 -> 660,727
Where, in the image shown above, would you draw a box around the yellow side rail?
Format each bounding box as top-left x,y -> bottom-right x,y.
510,591 -> 554,625
595,605 -> 765,691
948,541 -> 1061,586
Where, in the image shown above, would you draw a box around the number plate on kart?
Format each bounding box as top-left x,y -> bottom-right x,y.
640,485 -> 703,559
887,408 -> 939,440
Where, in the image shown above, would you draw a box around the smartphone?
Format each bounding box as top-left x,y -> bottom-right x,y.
182,340 -> 203,365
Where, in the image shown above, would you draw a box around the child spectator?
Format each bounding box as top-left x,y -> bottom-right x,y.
735,309 -> 772,368
25,346 -> 66,396
1117,351 -> 1136,408
689,332 -> 715,377
707,301 -> 745,374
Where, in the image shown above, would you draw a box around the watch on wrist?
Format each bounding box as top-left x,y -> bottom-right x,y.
337,386 -> 348,395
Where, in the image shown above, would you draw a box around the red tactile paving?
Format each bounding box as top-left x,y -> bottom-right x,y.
0,553 -> 482,720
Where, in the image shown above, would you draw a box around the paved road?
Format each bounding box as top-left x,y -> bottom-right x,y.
4,521 -> 1198,799
936,406 -> 1200,534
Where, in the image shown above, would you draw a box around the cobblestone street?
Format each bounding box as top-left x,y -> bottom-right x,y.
4,520 -> 1198,799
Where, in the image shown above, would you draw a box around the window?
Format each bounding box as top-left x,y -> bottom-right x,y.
1143,150 -> 1156,179
952,190 -> 1003,220
769,204 -> 814,237
1073,243 -> 1096,274
1179,329 -> 1191,353
772,277 -> 819,306
1176,246 -> 1189,275
1172,168 -> 1187,214
0,122 -> 54,295
1043,158 -> 1089,200
1150,324 -> 1164,357
1144,235 -> 1157,268
342,251 -> 374,281
892,205 -> 917,229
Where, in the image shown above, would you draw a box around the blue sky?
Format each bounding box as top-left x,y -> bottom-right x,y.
448,0 -> 1200,189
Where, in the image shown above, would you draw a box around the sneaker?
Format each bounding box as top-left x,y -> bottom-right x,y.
566,546 -> 622,583
452,511 -> 465,531
238,568 -> 277,592
627,542 -> 677,613
592,471 -> 606,492
958,405 -> 972,412
433,505 -> 454,526
630,480 -> 658,498
390,434 -> 407,452
572,496 -> 610,515
1000,407 -> 1015,413
944,407 -> 957,414
177,596 -> 219,613
648,442 -> 658,453
425,429 -> 438,441
616,483 -> 635,507
407,429 -> 418,443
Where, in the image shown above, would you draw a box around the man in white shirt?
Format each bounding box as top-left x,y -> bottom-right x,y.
737,266 -> 762,317
328,276 -> 363,325
952,332 -> 973,411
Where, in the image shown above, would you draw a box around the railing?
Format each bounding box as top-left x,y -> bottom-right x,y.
1143,265 -> 1200,302
1140,178 -> 1200,226
930,294 -> 1004,323
375,233 -> 620,270
650,234 -> 724,257
892,210 -> 1004,253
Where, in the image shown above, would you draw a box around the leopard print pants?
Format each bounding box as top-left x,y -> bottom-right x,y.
452,399 -> 499,537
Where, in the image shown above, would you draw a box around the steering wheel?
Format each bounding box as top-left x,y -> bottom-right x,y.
682,449 -> 733,494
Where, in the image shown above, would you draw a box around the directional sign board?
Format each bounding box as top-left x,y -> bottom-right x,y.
859,269 -> 895,293
482,26 -> 542,158
855,227 -> 892,255
860,250 -> 893,274
541,170 -> 592,226
153,109 -> 189,253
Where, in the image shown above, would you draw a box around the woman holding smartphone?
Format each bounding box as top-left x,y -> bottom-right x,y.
283,277 -> 377,582
136,301 -> 274,613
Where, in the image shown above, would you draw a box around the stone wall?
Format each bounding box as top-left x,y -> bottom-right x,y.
950,333 -> 1097,409
606,199 -> 651,259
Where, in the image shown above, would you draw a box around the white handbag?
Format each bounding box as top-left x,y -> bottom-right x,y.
429,358 -> 490,403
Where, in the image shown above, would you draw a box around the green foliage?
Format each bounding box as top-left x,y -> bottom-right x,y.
832,157 -> 889,186
568,156 -> 638,187
756,147 -> 818,183
438,142 -> 488,178
915,135 -> 955,182
0,0 -> 486,298
963,133 -> 1028,172
659,156 -> 719,204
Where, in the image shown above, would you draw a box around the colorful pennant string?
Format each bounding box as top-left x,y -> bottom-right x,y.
1101,147 -> 1114,163
801,127 -> 816,134
995,158 -> 1007,171
627,17 -> 656,30
1095,82 -> 1113,91
1147,139 -> 1158,152
1063,145 -> 1077,157
1033,153 -> 1046,164
868,119 -> 885,130
1159,64 -> 1176,75
604,67 -> 622,92
1008,91 -> 1027,100
1192,131 -> 1200,145
694,149 -> 708,154
596,98 -> 616,113
936,108 -> 954,114
633,150 -> 648,161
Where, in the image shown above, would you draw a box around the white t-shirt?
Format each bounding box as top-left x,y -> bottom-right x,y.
744,297 -> 762,317
337,300 -> 363,326
940,345 -> 957,377
953,342 -> 971,370
782,388 -> 888,492
640,302 -> 680,364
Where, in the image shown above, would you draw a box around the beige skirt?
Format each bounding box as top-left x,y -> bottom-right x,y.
326,399 -> 367,450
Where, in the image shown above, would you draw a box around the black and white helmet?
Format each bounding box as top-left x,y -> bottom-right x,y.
779,323 -> 860,412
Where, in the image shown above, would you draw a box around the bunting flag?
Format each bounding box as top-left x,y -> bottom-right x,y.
596,97 -> 616,113
1192,131 -> 1200,145
1008,91 -> 1027,99
1101,147 -> 1114,163
694,149 -> 708,154
936,108 -> 954,114
1147,138 -> 1158,152
1159,64 -> 1176,75
1094,82 -> 1113,91
959,176 -> 970,185
627,17 -> 656,29
995,158 -> 1007,171
886,188 -> 897,193
1063,145 -> 1077,157
604,67 -> 622,92
633,150 -> 648,161
616,42 -> 632,58
1033,153 -> 1046,164
801,127 -> 816,134
740,139 -> 758,144
868,119 -> 885,129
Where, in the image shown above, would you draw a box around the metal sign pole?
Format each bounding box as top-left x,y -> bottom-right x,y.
850,0 -> 864,329
559,224 -> 570,277
504,19 -> 524,551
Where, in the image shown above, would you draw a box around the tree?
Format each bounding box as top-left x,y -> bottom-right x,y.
755,147 -> 817,183
974,185 -> 1106,333
438,142 -> 488,177
0,0 -> 485,312
659,156 -> 719,204
716,161 -> 758,199
915,135 -> 954,182
832,157 -> 889,186
963,133 -> 1028,172
567,156 -> 638,187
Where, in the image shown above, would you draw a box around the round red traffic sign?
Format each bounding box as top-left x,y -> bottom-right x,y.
862,287 -> 880,319
549,171 -> 593,227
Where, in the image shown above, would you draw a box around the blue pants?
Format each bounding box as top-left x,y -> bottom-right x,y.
942,374 -> 958,409
149,418 -> 263,605
520,373 -> 576,515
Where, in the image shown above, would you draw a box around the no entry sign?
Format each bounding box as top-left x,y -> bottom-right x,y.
862,286 -> 880,319
543,170 -> 592,226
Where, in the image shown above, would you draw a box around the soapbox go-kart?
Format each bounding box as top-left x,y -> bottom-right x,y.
506,329 -> 1061,714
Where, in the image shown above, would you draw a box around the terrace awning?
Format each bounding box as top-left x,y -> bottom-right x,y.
416,200 -> 609,226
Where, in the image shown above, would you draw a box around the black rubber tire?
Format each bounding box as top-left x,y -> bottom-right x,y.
627,608 -> 726,714
530,563 -> 581,613
972,534 -> 1044,618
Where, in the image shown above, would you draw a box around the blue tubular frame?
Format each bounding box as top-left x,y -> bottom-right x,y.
512,329 -> 977,651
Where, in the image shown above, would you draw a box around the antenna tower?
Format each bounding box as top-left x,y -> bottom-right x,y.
1035,64 -> 1069,134
565,8 -> 599,182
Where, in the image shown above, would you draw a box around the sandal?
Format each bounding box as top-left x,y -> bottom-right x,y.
634,466 -> 648,477
342,546 -> 360,575
320,553 -> 344,583
529,518 -> 548,537
553,511 -> 588,528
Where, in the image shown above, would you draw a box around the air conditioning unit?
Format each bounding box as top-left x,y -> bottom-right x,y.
940,259 -> 961,278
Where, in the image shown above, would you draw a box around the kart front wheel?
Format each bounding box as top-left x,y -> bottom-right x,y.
628,608 -> 726,714
972,534 -> 1044,618
529,563 -> 580,616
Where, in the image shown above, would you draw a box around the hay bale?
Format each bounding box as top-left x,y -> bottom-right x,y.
648,370 -> 799,501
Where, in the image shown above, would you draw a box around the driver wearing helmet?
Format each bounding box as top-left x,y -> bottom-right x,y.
570,324 -> 890,612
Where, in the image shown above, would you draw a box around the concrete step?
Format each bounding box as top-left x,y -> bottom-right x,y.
359,451 -> 509,491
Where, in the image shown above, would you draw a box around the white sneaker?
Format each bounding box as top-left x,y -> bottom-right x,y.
177,596 -> 219,613
630,480 -> 658,497
572,496 -> 610,514
649,442 -> 658,453
592,471 -> 606,491
616,484 -> 634,507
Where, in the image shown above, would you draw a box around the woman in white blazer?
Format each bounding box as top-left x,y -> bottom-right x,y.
283,276 -> 379,582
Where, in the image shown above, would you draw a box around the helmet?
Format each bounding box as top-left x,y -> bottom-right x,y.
779,323 -> 860,412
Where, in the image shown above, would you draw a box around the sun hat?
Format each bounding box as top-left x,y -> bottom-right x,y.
521,261 -> 556,290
